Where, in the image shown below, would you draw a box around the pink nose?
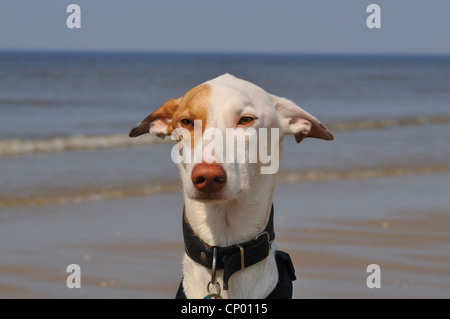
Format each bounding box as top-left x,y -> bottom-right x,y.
191,163 -> 227,193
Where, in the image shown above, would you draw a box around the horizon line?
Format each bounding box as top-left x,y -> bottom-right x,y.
1,48 -> 450,58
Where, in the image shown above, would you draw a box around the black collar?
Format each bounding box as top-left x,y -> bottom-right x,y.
175,250 -> 296,299
182,204 -> 275,290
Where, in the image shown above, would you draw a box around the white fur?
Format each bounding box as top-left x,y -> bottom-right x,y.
178,75 -> 284,298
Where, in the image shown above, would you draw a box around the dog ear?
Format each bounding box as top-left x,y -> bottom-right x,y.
272,95 -> 334,143
129,98 -> 181,138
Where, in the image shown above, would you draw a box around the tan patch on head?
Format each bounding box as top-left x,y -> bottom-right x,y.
173,84 -> 210,129
172,84 -> 211,147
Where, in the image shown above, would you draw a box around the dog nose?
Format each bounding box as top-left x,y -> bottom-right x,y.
191,163 -> 227,193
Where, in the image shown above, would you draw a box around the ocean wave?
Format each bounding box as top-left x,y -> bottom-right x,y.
1,115 -> 449,157
327,115 -> 450,132
0,133 -> 166,156
0,182 -> 180,208
278,164 -> 450,183
1,164 -> 450,208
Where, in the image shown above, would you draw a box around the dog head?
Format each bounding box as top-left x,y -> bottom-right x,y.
130,74 -> 333,201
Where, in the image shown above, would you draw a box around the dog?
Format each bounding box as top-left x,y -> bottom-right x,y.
129,74 -> 333,299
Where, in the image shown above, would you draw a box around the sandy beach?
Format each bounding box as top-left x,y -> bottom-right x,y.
1,171 -> 449,299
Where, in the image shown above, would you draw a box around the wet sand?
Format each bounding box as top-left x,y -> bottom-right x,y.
1,172 -> 449,299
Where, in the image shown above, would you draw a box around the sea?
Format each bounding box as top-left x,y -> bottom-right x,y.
1,52 -> 450,205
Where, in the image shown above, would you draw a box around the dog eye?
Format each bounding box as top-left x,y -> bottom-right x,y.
180,119 -> 194,127
237,116 -> 255,126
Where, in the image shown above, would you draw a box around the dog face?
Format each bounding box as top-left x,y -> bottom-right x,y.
130,74 -> 333,201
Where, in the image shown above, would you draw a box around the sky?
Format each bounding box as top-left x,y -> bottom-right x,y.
0,0 -> 449,55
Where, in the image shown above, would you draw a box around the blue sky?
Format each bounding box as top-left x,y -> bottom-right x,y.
0,0 -> 449,54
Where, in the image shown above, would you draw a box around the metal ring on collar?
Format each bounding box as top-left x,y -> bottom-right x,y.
255,231 -> 273,251
211,247 -> 217,283
207,281 -> 221,296
255,231 -> 270,241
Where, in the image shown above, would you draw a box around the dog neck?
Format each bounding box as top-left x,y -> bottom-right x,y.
183,174 -> 276,247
